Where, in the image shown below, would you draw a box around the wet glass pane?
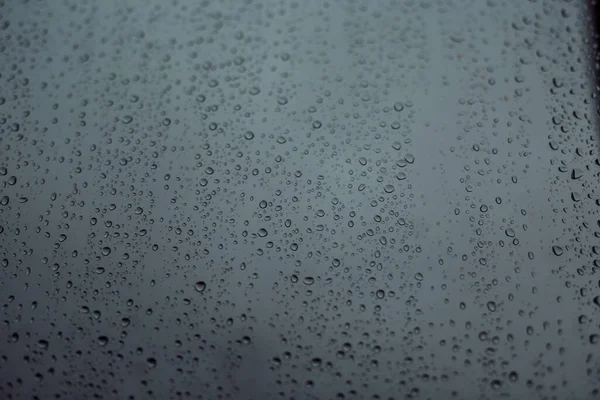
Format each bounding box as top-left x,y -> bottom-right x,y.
1,0 -> 599,399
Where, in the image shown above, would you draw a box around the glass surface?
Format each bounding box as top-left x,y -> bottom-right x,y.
1,0 -> 599,399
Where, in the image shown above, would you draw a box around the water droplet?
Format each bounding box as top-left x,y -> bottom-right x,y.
241,335 -> 252,345
194,281 -> 207,293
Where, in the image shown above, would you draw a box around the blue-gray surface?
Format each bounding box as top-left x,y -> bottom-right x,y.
0,0 -> 598,399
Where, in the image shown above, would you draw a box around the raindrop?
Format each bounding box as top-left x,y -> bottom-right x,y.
552,245 -> 563,256
194,281 -> 207,293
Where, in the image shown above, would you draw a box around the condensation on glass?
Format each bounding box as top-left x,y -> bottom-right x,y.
0,0 -> 599,399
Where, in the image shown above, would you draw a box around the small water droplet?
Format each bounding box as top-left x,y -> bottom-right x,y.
393,102 -> 404,112
194,281 -> 207,293
303,277 -> 315,285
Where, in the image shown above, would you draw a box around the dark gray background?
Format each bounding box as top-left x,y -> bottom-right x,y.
1,0 -> 599,399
